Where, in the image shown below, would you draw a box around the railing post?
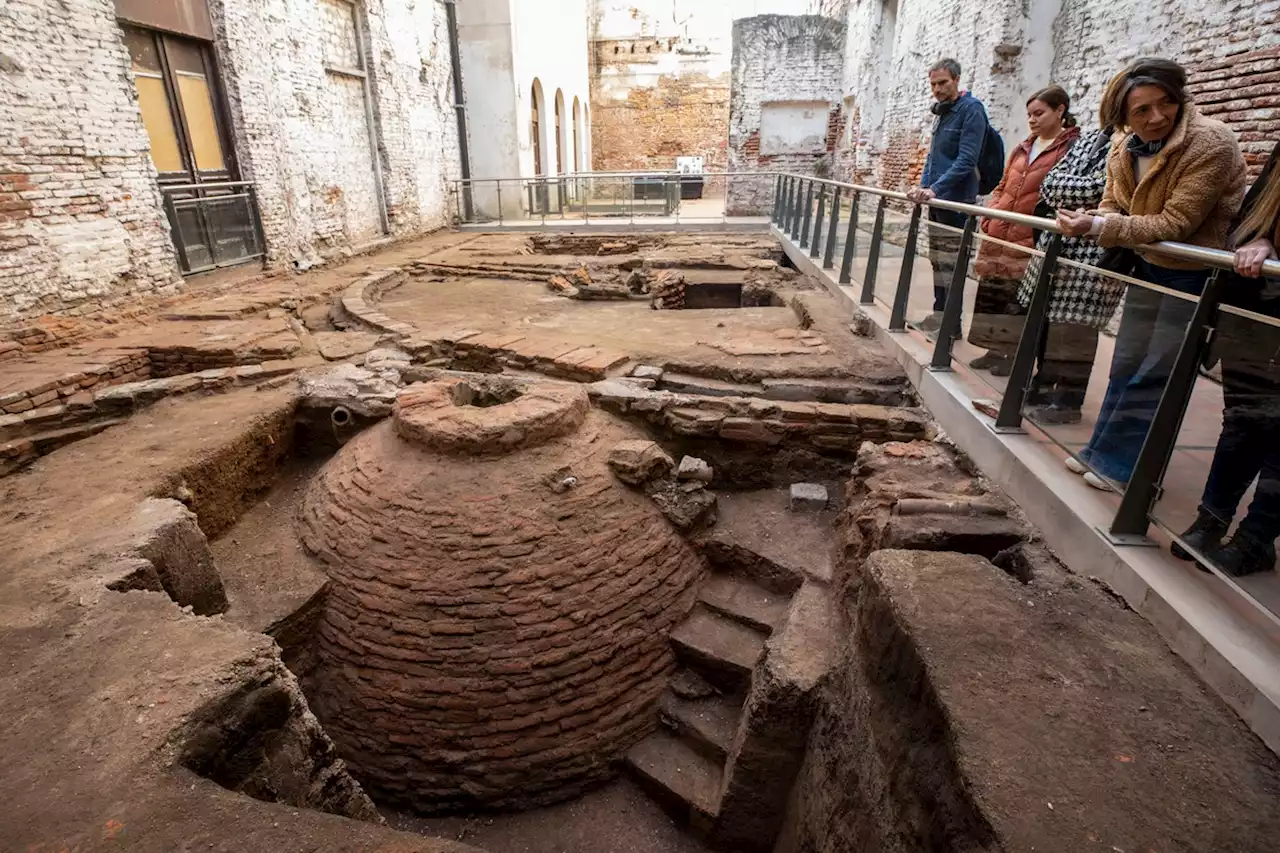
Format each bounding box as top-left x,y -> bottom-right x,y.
810,185 -> 827,259
839,191 -> 859,284
823,187 -> 841,269
860,196 -> 887,304
162,191 -> 192,275
783,176 -> 794,230
789,178 -> 803,237
888,204 -> 923,331
929,213 -> 978,370
1107,270 -> 1226,541
799,181 -> 815,248
497,180 -> 503,226
772,176 -> 783,225
994,233 -> 1063,430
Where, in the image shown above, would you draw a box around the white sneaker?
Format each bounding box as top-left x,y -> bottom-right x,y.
1082,472 -> 1111,491
1065,457 -> 1087,475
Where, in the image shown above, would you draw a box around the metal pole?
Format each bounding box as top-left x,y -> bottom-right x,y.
929,214 -> 978,370
823,187 -> 841,269
994,233 -> 1064,430
351,3 -> 390,236
583,176 -> 590,225
1108,270 -> 1226,540
444,0 -> 473,221
773,175 -> 783,225
777,176 -> 789,229
860,196 -> 886,304
888,205 -> 923,331
787,178 -> 801,235
799,181 -> 815,248
810,185 -> 827,259
839,192 -> 859,284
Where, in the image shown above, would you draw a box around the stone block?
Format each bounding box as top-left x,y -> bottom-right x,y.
608,440 -> 675,486
677,456 -> 714,483
631,364 -> 664,381
789,483 -> 828,512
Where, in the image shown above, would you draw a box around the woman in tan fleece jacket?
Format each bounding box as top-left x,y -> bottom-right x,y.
1057,57 -> 1246,489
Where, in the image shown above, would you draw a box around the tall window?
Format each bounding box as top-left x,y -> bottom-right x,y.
554,91 -> 564,175
531,81 -> 543,175
572,97 -> 581,172
123,26 -> 233,183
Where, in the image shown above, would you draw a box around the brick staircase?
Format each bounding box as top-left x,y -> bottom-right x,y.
624,488 -> 832,848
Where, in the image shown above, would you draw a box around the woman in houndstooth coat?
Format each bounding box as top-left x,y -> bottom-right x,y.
1015,125 -> 1125,423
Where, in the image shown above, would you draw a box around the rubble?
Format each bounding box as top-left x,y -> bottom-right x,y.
608,439 -> 676,486
789,483 -> 829,512
677,455 -> 714,484
297,363 -> 402,418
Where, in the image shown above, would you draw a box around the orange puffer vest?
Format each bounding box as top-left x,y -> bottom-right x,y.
974,126 -> 1080,280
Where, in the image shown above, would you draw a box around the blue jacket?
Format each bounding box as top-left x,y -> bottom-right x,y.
921,92 -> 988,203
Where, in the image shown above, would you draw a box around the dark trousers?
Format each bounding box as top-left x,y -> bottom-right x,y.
1200,313 -> 1280,544
1078,260 -> 1209,483
969,276 -> 1026,353
927,208 -> 967,312
1030,322 -> 1101,408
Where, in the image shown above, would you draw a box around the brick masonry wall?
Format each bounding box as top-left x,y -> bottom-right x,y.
726,15 -> 847,214
211,0 -> 461,269
589,38 -> 731,186
0,0 -> 181,322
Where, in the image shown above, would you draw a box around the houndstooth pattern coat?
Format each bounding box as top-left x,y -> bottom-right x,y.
1016,128 -> 1126,329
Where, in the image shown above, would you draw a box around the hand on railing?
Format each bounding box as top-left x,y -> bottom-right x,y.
1235,237 -> 1277,279
1056,208 -> 1095,238
905,187 -> 936,203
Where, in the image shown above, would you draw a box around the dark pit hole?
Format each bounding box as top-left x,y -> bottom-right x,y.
452,381 -> 524,408
679,282 -> 788,310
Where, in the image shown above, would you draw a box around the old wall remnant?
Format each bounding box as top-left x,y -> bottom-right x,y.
0,0 -> 182,319
726,15 -> 846,214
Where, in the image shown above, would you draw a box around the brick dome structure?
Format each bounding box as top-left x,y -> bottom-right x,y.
297,377 -> 705,813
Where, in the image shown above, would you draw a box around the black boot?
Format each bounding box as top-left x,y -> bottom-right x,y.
1206,532 -> 1277,578
1171,512 -> 1230,561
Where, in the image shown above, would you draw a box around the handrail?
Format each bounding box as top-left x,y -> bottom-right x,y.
160,180 -> 257,192
778,172 -> 1280,279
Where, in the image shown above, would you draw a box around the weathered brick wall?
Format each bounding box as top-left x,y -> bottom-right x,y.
589,38 -> 731,178
211,0 -> 461,269
727,15 -> 847,214
840,0 -> 1279,191
0,0 -> 181,321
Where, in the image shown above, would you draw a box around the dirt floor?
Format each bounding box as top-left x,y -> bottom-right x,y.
387,778 -> 710,853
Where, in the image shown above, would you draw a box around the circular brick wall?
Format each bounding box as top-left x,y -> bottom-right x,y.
297,378 -> 705,813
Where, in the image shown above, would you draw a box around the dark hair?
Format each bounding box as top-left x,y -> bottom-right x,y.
1027,85 -> 1077,128
930,58 -> 961,80
1098,57 -> 1188,129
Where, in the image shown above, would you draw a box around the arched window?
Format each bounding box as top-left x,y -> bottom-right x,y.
572,97 -> 582,172
554,89 -> 566,175
531,79 -> 544,175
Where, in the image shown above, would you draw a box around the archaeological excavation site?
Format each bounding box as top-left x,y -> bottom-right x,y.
4,229 -> 1280,853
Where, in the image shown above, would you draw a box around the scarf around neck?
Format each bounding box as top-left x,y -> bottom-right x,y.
1126,133 -> 1167,158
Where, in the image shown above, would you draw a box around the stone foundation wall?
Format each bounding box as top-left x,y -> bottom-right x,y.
0,0 -> 181,321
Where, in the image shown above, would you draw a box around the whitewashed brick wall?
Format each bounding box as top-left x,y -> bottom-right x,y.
726,14 -> 846,213
0,0 -> 181,321
837,0 -> 1280,191
211,0 -> 461,269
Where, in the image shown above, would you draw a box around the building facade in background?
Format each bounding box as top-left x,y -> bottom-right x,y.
456,0 -> 591,220
0,0 -> 461,321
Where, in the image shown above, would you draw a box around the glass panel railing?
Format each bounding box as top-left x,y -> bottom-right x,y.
1150,303 -> 1280,620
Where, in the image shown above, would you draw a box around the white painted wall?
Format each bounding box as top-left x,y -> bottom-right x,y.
456,0 -> 521,217
511,0 -> 591,180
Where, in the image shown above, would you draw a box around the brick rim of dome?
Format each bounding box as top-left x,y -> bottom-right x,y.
392,377 -> 590,455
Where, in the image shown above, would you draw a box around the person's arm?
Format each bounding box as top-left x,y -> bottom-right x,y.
929,102 -> 985,199
1097,135 -> 1244,247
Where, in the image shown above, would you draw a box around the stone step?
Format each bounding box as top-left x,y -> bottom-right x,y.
670,605 -> 766,692
659,689 -> 742,763
625,728 -> 723,829
698,572 -> 791,634
761,376 -> 908,407
659,372 -> 764,398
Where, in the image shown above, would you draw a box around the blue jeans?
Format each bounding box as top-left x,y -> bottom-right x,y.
1077,260 -> 1209,483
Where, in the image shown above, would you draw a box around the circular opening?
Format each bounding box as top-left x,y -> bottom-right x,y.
331,406 -> 353,426
451,381 -> 525,409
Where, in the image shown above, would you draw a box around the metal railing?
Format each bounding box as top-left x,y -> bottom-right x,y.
450,171 -> 778,226
160,181 -> 266,275
770,172 -> 1280,604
